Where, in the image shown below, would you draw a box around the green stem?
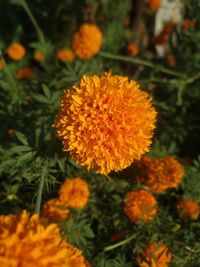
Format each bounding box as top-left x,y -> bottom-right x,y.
19,0 -> 45,42
99,51 -> 186,79
35,166 -> 46,215
185,71 -> 200,84
104,234 -> 135,251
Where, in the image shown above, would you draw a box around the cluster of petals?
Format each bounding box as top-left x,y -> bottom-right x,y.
72,23 -> 102,59
7,43 -> 26,61
136,242 -> 172,267
57,48 -> 74,62
136,156 -> 184,193
54,72 -> 157,174
0,210 -> 88,267
176,198 -> 200,220
124,189 -> 158,223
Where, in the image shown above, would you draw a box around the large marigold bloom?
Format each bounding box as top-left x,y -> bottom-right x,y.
136,156 -> 184,193
7,43 -> 26,60
176,198 -> 200,220
0,210 -> 87,267
59,178 -> 90,208
72,23 -> 102,59
137,242 -> 172,267
54,72 -> 157,174
124,189 -> 158,223
41,198 -> 70,224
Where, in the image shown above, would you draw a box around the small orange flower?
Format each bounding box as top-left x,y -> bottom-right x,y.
34,50 -> 45,61
166,53 -> 176,67
137,242 -> 172,267
148,0 -> 161,12
41,198 -> 70,224
136,156 -> 184,193
59,178 -> 90,208
124,189 -> 158,223
15,67 -> 34,80
57,48 -> 74,62
127,43 -> 139,57
0,59 -> 5,70
54,72 -> 157,174
7,43 -> 26,61
182,19 -> 196,32
7,128 -> 15,137
72,23 -> 102,59
176,198 -> 200,220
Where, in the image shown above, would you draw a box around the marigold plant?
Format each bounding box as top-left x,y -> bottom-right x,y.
176,198 -> 200,220
54,72 -> 157,174
136,242 -> 172,267
59,177 -> 90,208
136,156 -> 184,193
72,23 -> 102,59
124,189 -> 158,223
7,43 -> 26,60
57,48 -> 74,62
15,67 -> 34,80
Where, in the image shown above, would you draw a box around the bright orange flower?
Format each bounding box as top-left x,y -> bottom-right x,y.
72,23 -> 102,59
0,59 -> 4,70
41,198 -> 70,223
136,156 -> 184,193
182,19 -> 196,32
137,242 -> 172,267
7,43 -> 26,60
59,178 -> 90,208
124,189 -> 158,223
15,67 -> 34,80
54,72 -> 157,174
34,50 -> 45,61
127,43 -> 139,56
176,198 -> 200,220
0,210 -> 87,267
148,0 -> 161,12
57,48 -> 74,62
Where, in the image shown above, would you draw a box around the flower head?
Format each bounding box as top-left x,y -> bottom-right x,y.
57,48 -> 74,62
0,210 -> 87,267
148,0 -> 161,12
54,72 -> 157,174
136,156 -> 184,193
176,198 -> 200,220
15,67 -> 34,80
41,198 -> 70,224
124,189 -> 158,223
34,50 -> 45,61
59,178 -> 90,208
127,43 -> 139,57
7,43 -> 26,60
137,242 -> 172,267
72,23 -> 102,59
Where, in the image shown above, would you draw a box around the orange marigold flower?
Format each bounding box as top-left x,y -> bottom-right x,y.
72,23 -> 102,59
0,59 -> 5,70
124,189 -> 158,223
148,0 -> 161,12
59,178 -> 90,208
182,19 -> 196,32
57,48 -> 74,62
136,156 -> 184,193
127,43 -> 139,57
15,67 -> 34,80
0,210 -> 87,267
34,50 -> 45,61
7,43 -> 26,61
137,242 -> 172,267
41,198 -> 70,224
176,198 -> 200,220
54,72 -> 157,174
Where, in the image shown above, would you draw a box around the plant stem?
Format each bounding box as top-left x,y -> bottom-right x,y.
35,166 -> 46,215
99,51 -> 186,78
19,0 -> 45,42
104,234 -> 135,251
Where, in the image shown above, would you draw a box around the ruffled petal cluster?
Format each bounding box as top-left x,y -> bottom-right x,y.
136,156 -> 184,193
0,210 -> 88,267
7,43 -> 26,60
124,189 -> 158,223
176,198 -> 200,220
54,72 -> 157,174
137,242 -> 172,267
72,23 -> 102,59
